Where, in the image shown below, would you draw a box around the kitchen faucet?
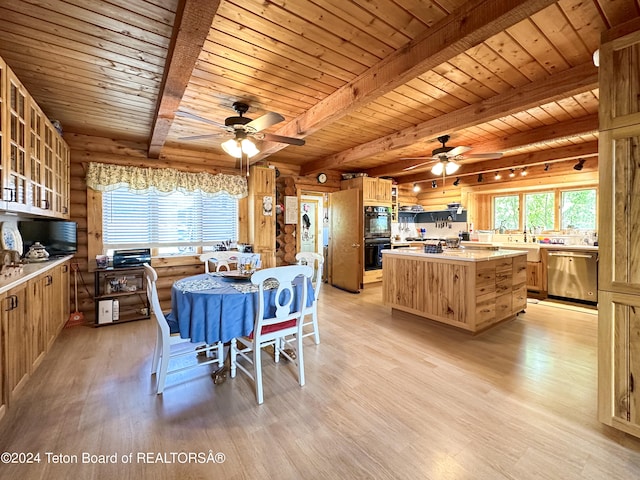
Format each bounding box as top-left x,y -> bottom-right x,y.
523,227 -> 527,243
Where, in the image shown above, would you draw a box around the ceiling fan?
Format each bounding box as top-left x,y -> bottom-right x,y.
401,135 -> 503,174
176,101 -> 305,160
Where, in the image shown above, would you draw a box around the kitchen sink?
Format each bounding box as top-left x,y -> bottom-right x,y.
495,243 -> 541,262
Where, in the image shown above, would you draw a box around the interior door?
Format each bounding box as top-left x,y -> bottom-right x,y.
329,189 -> 362,293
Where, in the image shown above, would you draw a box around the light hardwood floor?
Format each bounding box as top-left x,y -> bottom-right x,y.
1,284 -> 640,479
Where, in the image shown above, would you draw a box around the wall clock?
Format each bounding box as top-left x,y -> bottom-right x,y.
317,173 -> 327,184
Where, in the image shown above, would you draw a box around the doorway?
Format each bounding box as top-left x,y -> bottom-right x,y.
299,193 -> 325,254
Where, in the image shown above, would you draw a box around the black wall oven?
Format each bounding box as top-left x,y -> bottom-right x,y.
364,205 -> 391,239
364,238 -> 391,271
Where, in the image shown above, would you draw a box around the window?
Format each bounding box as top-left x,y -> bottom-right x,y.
103,187 -> 238,255
561,189 -> 597,230
493,195 -> 519,230
491,187 -> 597,232
524,192 -> 554,230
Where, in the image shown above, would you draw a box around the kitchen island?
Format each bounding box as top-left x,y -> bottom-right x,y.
382,248 -> 528,333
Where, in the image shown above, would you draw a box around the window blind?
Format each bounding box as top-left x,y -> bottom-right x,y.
103,187 -> 238,249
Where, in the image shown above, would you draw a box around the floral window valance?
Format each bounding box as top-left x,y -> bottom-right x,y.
85,162 -> 248,198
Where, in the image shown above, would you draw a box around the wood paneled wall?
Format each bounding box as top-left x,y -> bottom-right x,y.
68,133 -> 266,323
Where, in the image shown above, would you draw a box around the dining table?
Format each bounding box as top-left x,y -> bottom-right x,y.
169,271 -> 315,345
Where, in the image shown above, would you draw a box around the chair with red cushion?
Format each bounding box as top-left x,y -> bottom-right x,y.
230,264 -> 313,404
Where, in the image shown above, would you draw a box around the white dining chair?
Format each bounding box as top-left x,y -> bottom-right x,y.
199,251 -> 240,273
143,263 -> 224,394
230,264 -> 313,404
295,252 -> 324,344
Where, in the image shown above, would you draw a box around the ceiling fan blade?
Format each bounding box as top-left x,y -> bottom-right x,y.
245,111 -> 284,132
260,133 -> 305,146
403,161 -> 434,171
179,134 -> 225,141
175,111 -> 226,128
447,145 -> 472,157
466,152 -> 504,159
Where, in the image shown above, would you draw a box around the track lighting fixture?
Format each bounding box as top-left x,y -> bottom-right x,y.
521,167 -> 528,176
431,180 -> 437,188
509,169 -> 515,178
544,163 -> 550,171
494,171 -> 501,180
573,159 -> 585,171
453,177 -> 460,186
477,173 -> 483,182
413,183 -> 420,192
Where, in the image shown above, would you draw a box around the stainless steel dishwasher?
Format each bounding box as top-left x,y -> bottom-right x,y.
547,250 -> 598,302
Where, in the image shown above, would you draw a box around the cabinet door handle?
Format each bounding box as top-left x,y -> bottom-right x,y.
42,199 -> 50,209
4,187 -> 16,202
45,275 -> 53,286
5,294 -> 18,311
63,265 -> 69,273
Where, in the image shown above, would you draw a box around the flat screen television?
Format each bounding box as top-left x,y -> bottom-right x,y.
18,220 -> 78,257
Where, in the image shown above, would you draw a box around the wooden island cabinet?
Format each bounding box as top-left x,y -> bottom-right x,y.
383,249 -> 527,333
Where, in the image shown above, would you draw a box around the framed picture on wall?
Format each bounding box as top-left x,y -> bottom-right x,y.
300,199 -> 319,252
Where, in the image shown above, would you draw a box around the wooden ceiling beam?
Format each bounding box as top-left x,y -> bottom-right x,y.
395,141 -> 599,185
147,0 -> 221,158
301,62 -> 598,175
252,0 -> 557,162
365,113 -> 599,177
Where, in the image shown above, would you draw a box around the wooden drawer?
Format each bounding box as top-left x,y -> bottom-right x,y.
512,285 -> 527,311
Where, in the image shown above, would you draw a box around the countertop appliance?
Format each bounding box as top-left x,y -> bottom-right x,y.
547,250 -> 598,303
113,248 -> 151,268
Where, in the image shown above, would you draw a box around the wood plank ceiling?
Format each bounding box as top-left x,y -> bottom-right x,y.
0,0 -> 638,184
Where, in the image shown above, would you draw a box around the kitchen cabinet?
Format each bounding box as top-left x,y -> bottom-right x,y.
383,250 -> 527,333
3,283 -> 29,403
341,176 -> 392,204
391,185 -> 398,222
339,177 -> 392,287
0,53 -> 70,219
1,258 -> 72,410
5,67 -> 29,212
27,275 -> 48,372
597,25 -> 640,438
526,261 -> 543,292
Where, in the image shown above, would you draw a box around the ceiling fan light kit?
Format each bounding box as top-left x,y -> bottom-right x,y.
177,101 -> 305,161
401,134 -> 501,175
221,137 -> 259,158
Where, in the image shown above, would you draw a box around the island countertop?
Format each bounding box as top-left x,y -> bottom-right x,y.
382,249 -> 527,333
382,247 -> 527,262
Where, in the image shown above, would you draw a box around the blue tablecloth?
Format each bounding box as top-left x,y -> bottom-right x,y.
170,273 -> 314,344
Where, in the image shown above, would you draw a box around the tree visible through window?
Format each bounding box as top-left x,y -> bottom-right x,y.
493,195 -> 519,230
561,189 -> 597,230
525,192 -> 554,230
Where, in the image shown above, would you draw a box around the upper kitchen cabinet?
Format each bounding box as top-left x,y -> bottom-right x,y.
0,55 -> 69,219
598,22 -> 640,439
5,67 -> 29,213
341,176 -> 392,204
